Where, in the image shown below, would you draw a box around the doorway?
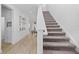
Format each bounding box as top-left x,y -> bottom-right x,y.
1,4 -> 13,53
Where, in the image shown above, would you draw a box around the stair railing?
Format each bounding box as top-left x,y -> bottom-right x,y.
36,6 -> 47,54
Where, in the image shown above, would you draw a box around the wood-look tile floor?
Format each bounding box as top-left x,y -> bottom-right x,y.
2,33 -> 37,54
2,42 -> 12,53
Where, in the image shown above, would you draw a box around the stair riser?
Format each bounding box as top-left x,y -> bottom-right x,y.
45,21 -> 56,23
46,24 -> 58,25
43,46 -> 75,51
45,22 -> 57,23
43,14 -> 52,16
47,29 -> 62,31
48,33 -> 65,36
45,19 -> 55,22
46,24 -> 59,26
43,13 -> 52,17
45,20 -> 56,21
44,18 -> 53,20
46,23 -> 58,25
44,16 -> 53,18
43,12 -> 50,14
43,39 -> 69,42
43,12 -> 49,13
44,16 -> 53,17
44,16 -> 51,17
46,26 -> 60,28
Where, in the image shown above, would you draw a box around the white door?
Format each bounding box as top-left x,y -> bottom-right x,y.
1,17 -> 5,42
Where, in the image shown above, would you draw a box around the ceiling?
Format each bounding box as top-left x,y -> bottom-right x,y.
12,4 -> 39,15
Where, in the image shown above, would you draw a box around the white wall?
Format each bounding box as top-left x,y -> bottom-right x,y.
47,4 -> 79,47
4,4 -> 30,44
5,4 -> 39,44
42,4 -> 48,11
12,4 -> 38,32
0,4 -> 2,53
1,5 -> 12,43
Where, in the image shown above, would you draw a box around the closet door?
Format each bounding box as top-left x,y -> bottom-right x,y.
1,17 -> 5,42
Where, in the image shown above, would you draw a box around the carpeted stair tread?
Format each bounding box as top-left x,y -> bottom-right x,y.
43,42 -> 75,47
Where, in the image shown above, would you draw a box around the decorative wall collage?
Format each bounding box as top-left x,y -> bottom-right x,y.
19,16 -> 26,31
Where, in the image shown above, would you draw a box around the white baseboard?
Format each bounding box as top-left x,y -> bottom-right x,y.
66,32 -> 79,53
75,47 -> 79,53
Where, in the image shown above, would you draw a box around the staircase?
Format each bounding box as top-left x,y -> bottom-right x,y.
43,11 -> 77,54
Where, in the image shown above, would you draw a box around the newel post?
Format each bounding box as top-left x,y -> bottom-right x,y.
37,29 -> 43,54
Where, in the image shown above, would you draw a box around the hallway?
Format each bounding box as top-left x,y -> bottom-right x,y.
43,11 -> 77,54
0,4 -> 38,54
